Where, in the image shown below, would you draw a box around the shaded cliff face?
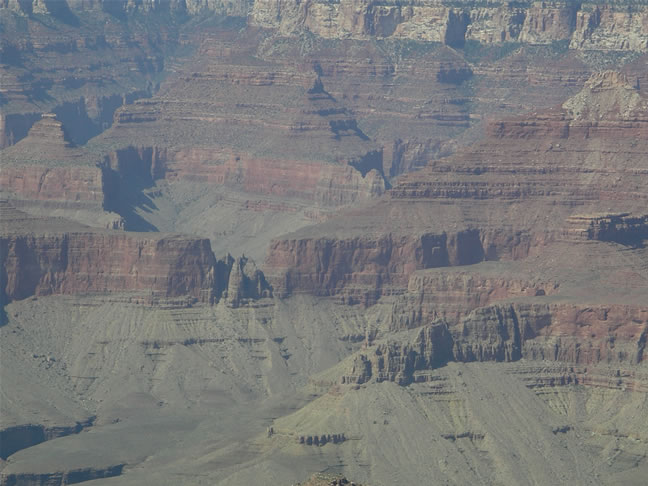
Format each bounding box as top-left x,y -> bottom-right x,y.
0,4 -> 182,148
80,35 -> 390,230
265,71 -> 648,304
342,301 -> 648,386
250,0 -> 648,51
0,203 -> 271,306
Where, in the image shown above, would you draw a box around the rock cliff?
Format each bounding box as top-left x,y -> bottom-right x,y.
341,322 -> 454,385
390,268 -> 558,330
342,301 -> 648,385
250,1 -> 648,51
0,114 -> 123,228
0,202 -> 270,305
225,255 -> 273,307
265,71 -> 648,304
91,42 -> 388,205
0,2 -> 183,148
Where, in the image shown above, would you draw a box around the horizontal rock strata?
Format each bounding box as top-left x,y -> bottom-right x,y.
266,71 -> 648,304
0,203 -> 269,305
342,302 -> 648,385
250,0 -> 648,51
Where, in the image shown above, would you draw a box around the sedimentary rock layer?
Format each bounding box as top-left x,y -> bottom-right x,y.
0,204 -> 268,305
250,0 -> 648,51
266,71 -> 648,302
343,302 -> 648,385
90,42 -> 389,207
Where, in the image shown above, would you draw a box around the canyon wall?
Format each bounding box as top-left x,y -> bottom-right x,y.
0,0 -> 251,16
250,0 -> 648,50
265,229 -> 496,304
1,231 -> 219,303
342,302 -> 648,385
265,220 -> 554,304
265,71 -> 648,303
0,204 -> 270,305
390,269 -> 558,330
0,0 -> 184,148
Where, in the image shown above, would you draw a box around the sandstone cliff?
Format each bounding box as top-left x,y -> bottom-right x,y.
92,53 -> 388,208
265,71 -> 648,304
250,1 -> 648,51
0,203 -> 270,306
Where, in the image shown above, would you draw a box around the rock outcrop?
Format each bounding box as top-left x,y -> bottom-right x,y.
566,212 -> 648,245
0,464 -> 125,486
250,1 -> 648,51
0,203 -> 270,305
225,255 -> 273,308
298,433 -> 346,446
391,268 -> 558,330
342,322 -> 454,385
266,71 -> 648,304
342,301 -> 648,385
0,419 -> 93,460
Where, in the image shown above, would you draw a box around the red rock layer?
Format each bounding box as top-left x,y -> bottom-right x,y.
391,269 -> 559,330
1,232 -> 217,302
104,146 -> 385,207
265,72 -> 648,303
0,166 -> 104,203
0,204 -> 225,303
265,228 -> 552,305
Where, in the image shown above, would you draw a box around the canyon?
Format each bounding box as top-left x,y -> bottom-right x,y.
1,1 -> 648,485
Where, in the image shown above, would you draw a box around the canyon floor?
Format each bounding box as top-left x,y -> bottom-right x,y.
2,1 -> 648,485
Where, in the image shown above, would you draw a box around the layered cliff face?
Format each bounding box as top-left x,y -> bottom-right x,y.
266,227 -> 516,305
0,115 -> 102,202
93,44 -> 387,208
2,5 -> 648,485
390,267 -> 558,330
266,71 -> 648,304
0,204 -> 214,303
342,300 -> 648,386
0,203 -> 271,306
0,114 -> 125,228
341,322 -> 454,385
250,0 -> 648,51
0,0 -> 191,148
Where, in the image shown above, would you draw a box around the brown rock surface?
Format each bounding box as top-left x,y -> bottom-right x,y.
0,4 -> 177,148
2,5 -> 648,486
0,115 -> 104,203
266,71 -> 648,303
0,202 -> 269,304
93,52 -> 387,208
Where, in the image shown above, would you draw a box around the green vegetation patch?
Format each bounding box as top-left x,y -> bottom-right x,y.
461,40 -> 521,64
